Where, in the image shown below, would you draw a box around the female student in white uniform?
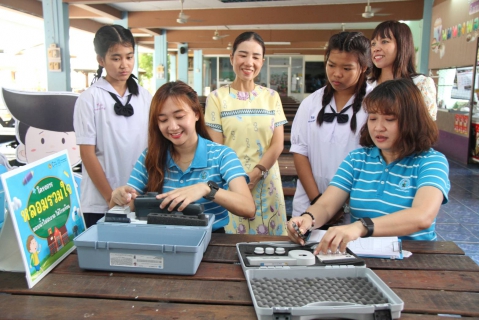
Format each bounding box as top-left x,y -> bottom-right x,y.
73,25 -> 152,227
290,32 -> 373,220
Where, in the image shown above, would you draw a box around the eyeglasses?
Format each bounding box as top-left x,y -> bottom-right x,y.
323,104 -> 352,124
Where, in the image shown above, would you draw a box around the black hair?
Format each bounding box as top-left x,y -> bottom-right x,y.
232,32 -> 265,57
91,24 -> 139,95
317,32 -> 371,132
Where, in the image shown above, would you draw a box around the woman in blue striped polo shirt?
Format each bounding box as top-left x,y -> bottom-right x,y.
110,81 -> 255,232
288,78 -> 450,254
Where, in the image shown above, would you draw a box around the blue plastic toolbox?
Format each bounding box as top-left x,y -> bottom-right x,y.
97,211 -> 215,253
74,223 -> 207,275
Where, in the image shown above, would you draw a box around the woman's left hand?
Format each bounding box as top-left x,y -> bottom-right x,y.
247,170 -> 262,190
313,222 -> 364,255
157,183 -> 209,212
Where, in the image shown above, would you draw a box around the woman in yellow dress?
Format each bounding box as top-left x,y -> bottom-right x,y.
205,32 -> 288,235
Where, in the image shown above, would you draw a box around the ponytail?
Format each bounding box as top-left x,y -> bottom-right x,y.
349,78 -> 367,132
91,66 -> 103,85
127,74 -> 139,96
317,84 -> 334,126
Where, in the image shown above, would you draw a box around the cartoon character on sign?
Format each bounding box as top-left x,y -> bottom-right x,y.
26,235 -> 42,273
1,88 -> 82,197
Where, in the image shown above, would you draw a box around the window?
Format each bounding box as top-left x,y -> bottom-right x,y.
304,62 -> 326,93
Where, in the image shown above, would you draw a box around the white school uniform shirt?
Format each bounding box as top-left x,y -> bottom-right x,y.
73,77 -> 152,213
289,83 -> 373,217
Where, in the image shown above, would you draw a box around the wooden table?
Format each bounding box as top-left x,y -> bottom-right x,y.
1,234 -> 479,319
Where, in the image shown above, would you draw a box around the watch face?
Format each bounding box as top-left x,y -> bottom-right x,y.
208,181 -> 219,190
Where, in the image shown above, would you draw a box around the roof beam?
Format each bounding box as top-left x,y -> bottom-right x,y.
70,4 -> 122,20
127,2 -> 424,28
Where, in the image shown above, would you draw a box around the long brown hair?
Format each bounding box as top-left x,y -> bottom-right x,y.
319,31 -> 371,132
145,81 -> 211,192
360,78 -> 438,159
370,20 -> 419,82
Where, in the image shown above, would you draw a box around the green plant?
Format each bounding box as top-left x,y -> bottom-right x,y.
138,53 -> 153,87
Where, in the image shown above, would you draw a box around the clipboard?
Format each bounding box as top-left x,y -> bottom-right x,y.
308,230 -> 404,260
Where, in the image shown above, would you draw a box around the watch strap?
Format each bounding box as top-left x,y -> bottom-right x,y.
360,217 -> 374,238
254,164 -> 268,179
204,181 -> 219,200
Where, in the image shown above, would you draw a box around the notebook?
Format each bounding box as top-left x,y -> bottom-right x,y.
307,229 -> 403,260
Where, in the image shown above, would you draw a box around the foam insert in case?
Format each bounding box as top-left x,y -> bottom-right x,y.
74,223 -> 206,275
237,242 -> 403,319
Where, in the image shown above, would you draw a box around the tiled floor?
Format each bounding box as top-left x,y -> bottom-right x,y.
282,157 -> 479,266
436,158 -> 479,265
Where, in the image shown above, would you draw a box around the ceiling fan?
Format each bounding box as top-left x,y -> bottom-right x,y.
361,0 -> 389,18
212,29 -> 229,40
176,0 -> 189,23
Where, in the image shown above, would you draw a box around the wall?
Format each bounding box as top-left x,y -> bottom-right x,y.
429,0 -> 479,69
430,0 -> 479,164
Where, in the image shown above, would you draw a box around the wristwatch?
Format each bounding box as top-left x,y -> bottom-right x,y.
254,164 -> 268,179
359,217 -> 374,238
203,180 -> 219,200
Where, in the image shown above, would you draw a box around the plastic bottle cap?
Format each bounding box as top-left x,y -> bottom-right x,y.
254,247 -> 265,254
275,247 -> 286,254
265,247 -> 275,255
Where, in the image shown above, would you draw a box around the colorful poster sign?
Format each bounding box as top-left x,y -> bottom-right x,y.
0,150 -> 85,288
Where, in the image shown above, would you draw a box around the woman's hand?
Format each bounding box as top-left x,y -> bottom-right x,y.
247,169 -> 262,190
287,216 -> 314,246
110,186 -> 137,208
313,221 -> 364,255
157,183 -> 209,212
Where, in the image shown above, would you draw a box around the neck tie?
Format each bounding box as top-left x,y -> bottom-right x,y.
323,104 -> 352,124
109,92 -> 134,117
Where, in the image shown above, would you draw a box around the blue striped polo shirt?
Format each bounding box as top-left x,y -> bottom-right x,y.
330,147 -> 450,241
127,135 -> 248,231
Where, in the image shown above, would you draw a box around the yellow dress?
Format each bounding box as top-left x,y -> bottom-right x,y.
205,85 -> 288,235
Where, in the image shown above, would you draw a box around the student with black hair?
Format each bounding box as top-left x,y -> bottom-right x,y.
290,32 -> 373,222
205,32 -> 288,235
73,25 -> 152,228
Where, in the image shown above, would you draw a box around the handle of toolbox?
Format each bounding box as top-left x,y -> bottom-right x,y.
305,301 -> 363,307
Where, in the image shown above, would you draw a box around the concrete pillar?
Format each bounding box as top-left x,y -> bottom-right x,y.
42,0 -> 71,91
177,43 -> 188,83
170,55 -> 177,82
193,50 -> 203,95
420,0 -> 433,74
154,31 -> 168,89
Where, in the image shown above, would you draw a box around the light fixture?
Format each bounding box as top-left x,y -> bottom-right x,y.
264,42 -> 291,45
226,42 -> 232,50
